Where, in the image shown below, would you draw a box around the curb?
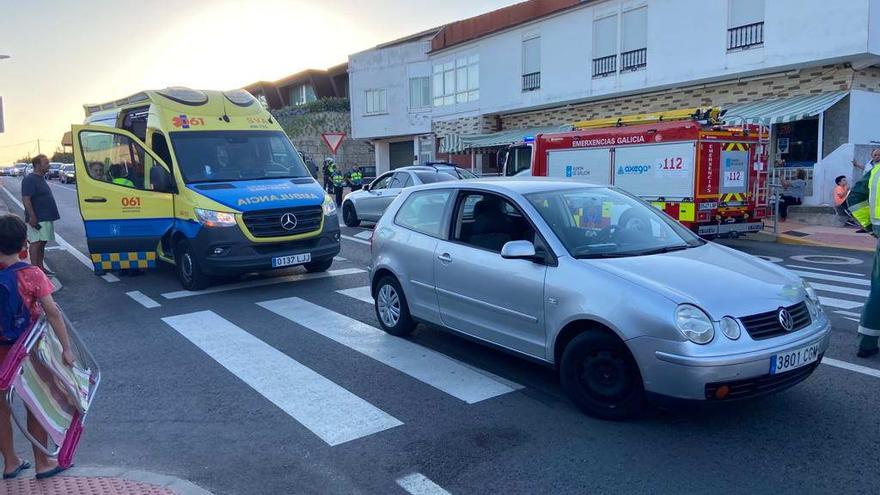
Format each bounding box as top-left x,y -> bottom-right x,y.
15,466 -> 213,495
775,232 -> 876,253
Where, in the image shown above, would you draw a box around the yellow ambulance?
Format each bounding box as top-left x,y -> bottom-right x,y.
71,87 -> 340,289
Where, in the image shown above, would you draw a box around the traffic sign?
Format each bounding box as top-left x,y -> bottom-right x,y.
321,132 -> 346,154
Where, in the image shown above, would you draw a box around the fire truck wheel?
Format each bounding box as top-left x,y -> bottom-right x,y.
559,331 -> 645,420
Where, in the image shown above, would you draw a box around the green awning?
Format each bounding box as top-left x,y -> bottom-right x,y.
440,125 -> 568,153
725,91 -> 848,125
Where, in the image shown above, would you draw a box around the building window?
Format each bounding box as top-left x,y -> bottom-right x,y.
522,35 -> 541,91
433,54 -> 479,107
621,7 -> 647,71
592,15 -> 617,78
290,84 -> 317,106
365,89 -> 387,115
409,77 -> 431,109
728,0 -> 764,50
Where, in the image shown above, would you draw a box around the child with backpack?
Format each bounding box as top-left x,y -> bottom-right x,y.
0,214 -> 74,480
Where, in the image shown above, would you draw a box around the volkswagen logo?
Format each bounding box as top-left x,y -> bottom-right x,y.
778,308 -> 794,331
280,212 -> 298,231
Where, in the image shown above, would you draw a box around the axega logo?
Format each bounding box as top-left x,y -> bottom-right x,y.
617,164 -> 652,175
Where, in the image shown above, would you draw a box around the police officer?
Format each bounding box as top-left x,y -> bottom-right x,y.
847,164 -> 880,358
322,157 -> 336,193
348,165 -> 363,192
331,165 -> 345,207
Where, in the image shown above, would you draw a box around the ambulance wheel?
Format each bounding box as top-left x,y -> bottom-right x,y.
342,202 -> 360,227
304,258 -> 333,273
175,239 -> 211,291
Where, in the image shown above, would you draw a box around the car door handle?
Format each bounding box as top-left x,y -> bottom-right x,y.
437,253 -> 452,263
84,197 -> 107,203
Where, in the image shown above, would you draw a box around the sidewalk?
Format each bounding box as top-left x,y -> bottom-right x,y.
0,466 -> 212,495
759,219 -> 877,252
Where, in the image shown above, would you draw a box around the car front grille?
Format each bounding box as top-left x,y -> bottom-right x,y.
241,206 -> 323,238
739,302 -> 811,341
704,359 -> 821,400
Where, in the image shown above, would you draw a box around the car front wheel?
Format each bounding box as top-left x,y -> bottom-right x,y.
343,201 -> 360,227
304,258 -> 333,273
374,276 -> 415,336
559,331 -> 645,420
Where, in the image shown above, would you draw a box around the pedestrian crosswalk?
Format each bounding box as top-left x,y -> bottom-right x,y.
161,291 -> 522,447
785,264 -> 871,316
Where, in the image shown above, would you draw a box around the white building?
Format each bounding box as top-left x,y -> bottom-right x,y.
350,0 -> 880,204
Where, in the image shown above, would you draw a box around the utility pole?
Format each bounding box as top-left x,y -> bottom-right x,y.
37,139 -> 41,155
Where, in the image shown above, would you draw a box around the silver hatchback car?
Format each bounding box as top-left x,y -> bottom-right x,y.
369,179 -> 831,419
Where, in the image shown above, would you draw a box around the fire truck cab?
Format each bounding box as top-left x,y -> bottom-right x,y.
500,112 -> 769,238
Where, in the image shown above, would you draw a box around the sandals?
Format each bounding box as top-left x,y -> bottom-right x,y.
35,465 -> 69,480
3,460 -> 31,479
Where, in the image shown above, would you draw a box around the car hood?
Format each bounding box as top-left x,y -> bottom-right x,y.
186,178 -> 324,212
582,243 -> 805,319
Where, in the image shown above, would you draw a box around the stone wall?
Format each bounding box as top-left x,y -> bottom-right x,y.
273,109 -> 374,171
432,115 -> 498,136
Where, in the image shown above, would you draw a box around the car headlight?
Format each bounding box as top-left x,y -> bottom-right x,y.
675,304 -> 715,344
720,316 -> 741,340
802,280 -> 823,318
194,208 -> 237,227
802,280 -> 820,305
323,194 -> 337,216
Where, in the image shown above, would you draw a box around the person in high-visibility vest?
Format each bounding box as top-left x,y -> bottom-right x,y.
331,166 -> 345,207
322,158 -> 336,194
109,164 -> 134,188
847,165 -> 880,358
348,166 -> 364,191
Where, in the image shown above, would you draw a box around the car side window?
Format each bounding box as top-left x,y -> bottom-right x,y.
371,173 -> 393,190
396,172 -> 413,188
80,130 -> 148,190
452,192 -> 537,252
394,190 -> 452,238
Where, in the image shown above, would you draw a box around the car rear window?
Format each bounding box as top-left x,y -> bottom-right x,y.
414,171 -> 456,184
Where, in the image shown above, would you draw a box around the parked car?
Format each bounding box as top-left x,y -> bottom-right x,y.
11,163 -> 27,176
59,164 -> 76,183
369,179 -> 830,419
0,167 -> 10,176
341,165 -> 476,227
47,162 -> 64,179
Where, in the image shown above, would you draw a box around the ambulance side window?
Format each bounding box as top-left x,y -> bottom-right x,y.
80,130 -> 149,191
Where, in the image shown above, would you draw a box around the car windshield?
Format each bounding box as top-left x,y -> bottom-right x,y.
525,187 -> 705,259
170,130 -> 310,183
62,165 -> 74,172
415,171 -> 458,184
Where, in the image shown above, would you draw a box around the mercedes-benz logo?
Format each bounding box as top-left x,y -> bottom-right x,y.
280,212 -> 298,231
778,308 -> 794,331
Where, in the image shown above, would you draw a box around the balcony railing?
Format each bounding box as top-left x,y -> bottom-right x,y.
592,54 -> 617,78
522,72 -> 541,91
620,48 -> 647,71
728,22 -> 764,51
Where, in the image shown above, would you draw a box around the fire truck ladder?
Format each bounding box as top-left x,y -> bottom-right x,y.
572,107 -> 723,130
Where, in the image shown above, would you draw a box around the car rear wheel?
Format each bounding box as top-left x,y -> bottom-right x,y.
374,275 -> 415,336
343,201 -> 360,227
559,332 -> 645,420
304,257 -> 333,273
175,239 -> 212,291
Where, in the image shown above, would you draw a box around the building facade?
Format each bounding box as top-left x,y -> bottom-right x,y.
349,0 -> 880,204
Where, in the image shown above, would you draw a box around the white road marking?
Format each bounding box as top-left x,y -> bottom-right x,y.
823,357 -> 880,379
162,311 -> 402,446
334,256 -> 347,262
790,254 -> 863,265
337,286 -> 373,304
342,235 -> 370,245
102,273 -> 121,282
258,297 -> 521,404
835,310 -> 864,318
810,283 -> 870,298
126,290 -> 161,308
818,296 -> 863,310
161,268 -> 364,299
843,317 -> 861,323
785,265 -> 865,277
396,473 -> 452,495
354,230 -> 373,240
45,246 -> 66,251
791,270 -> 871,287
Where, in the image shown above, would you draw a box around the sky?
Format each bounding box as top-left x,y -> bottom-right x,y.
0,0 -> 513,164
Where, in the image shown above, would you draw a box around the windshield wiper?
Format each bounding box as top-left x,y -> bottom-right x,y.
574,252 -> 640,259
632,245 -> 691,256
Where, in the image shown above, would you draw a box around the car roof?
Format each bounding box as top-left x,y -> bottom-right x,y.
412,177 -> 605,196
392,165 -> 462,173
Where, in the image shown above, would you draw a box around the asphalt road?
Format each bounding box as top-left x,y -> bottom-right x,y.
1,175 -> 879,495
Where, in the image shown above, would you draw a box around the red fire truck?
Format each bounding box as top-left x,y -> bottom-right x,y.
501,113 -> 769,237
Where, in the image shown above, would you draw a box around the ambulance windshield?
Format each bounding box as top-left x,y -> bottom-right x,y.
170,130 -> 311,183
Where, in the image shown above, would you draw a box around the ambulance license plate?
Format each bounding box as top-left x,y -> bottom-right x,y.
272,253 -> 311,268
770,343 -> 820,375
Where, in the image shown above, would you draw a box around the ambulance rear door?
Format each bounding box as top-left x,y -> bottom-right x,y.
545,148 -> 612,183
72,125 -> 175,272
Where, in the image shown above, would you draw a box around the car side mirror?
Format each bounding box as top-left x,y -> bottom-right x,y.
151,166 -> 174,193
362,183 -> 371,191
501,240 -> 537,260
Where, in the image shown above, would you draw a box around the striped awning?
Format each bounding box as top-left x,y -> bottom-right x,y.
439,125 -> 568,153
724,91 -> 848,125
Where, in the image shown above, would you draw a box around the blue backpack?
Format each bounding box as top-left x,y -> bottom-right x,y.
0,262 -> 32,344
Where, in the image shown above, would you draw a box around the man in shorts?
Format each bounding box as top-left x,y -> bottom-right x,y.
21,155 -> 60,277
